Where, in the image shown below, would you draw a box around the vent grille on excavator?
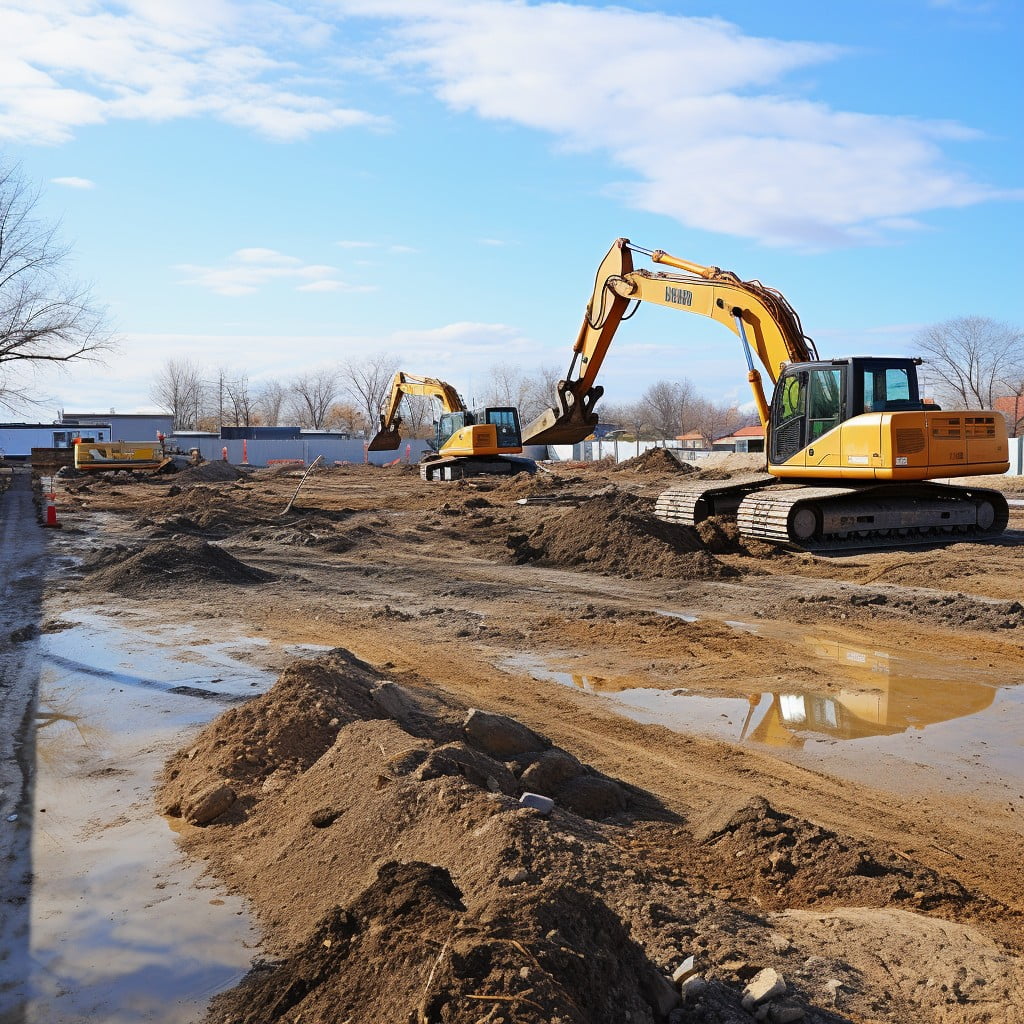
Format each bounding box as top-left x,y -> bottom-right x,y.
895,429 -> 926,454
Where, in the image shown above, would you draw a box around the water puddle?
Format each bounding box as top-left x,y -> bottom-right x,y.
20,609 -> 312,1023
502,626 -> 1024,793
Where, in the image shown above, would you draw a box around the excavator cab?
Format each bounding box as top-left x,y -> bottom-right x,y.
768,357 -> 926,466
435,407 -> 523,453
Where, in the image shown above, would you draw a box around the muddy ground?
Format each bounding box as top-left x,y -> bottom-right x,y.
41,453 -> 1024,1023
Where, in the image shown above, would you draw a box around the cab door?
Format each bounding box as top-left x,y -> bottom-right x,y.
769,369 -> 807,466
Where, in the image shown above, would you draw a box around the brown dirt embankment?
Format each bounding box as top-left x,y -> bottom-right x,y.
158,651 -> 1024,1024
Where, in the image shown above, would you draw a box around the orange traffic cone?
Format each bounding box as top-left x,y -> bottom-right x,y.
42,492 -> 61,529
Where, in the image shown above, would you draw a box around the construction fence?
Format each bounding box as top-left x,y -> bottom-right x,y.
181,436 -> 435,468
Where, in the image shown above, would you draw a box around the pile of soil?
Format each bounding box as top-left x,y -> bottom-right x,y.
80,537 -> 273,594
505,489 -> 737,580
613,447 -> 694,475
158,651 -> 1024,1024
174,461 -> 248,485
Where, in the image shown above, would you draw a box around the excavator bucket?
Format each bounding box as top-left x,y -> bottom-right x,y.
367,426 -> 402,452
520,381 -> 604,447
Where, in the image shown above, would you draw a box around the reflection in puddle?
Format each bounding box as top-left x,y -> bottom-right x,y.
502,627 -> 1021,783
24,611 -> 284,1023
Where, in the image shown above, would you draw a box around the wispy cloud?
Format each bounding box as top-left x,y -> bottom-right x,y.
175,248 -> 374,296
336,239 -> 419,254
331,0 -> 1019,249
5,1 -> 1017,250
0,0 -> 388,144
50,176 -> 96,189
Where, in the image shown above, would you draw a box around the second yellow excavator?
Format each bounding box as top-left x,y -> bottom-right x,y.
523,238 -> 1009,550
368,371 -> 536,481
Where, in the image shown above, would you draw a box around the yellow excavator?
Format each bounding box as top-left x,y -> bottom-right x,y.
523,238 -> 1009,550
368,371 -> 536,481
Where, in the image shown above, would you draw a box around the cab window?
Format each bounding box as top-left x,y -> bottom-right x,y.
485,408 -> 520,447
864,366 -> 912,411
807,368 -> 843,439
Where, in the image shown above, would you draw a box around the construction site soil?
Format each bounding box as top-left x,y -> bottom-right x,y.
45,454 -> 1024,1024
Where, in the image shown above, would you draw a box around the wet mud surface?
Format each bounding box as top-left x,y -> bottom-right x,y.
8,455 -> 1024,1022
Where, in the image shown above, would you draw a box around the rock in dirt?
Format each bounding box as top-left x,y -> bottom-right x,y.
463,707 -> 549,757
555,773 -> 628,819
519,791 -> 555,814
417,741 -> 519,796
182,782 -> 236,825
742,967 -> 787,1008
519,747 -> 585,791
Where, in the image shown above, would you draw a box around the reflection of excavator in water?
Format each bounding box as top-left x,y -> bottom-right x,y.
368,372 -> 536,481
523,238 -> 1010,550
740,635 -> 997,747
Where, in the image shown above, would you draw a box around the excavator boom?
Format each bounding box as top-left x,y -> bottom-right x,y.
523,238 -> 815,446
368,372 -> 464,451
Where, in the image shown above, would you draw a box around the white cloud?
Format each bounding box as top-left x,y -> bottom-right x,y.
50,176 -> 96,189
175,248 -> 372,296
336,240 -> 419,254
4,1 -> 1016,250
0,0 -> 388,144
331,0 -> 1019,248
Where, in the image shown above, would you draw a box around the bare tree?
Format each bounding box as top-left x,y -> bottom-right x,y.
150,357 -> 205,430
520,364 -> 563,423
343,354 -> 400,436
400,393 -> 437,439
287,369 -> 341,429
0,162 -> 113,409
915,316 -> 1024,410
325,401 -> 367,436
254,380 -> 287,426
640,378 -> 696,438
481,363 -> 531,410
599,401 -> 650,441
225,373 -> 255,427
692,398 -> 745,445
210,365 -> 230,430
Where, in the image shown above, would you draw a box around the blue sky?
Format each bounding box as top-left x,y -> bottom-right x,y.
1,0 -> 1021,416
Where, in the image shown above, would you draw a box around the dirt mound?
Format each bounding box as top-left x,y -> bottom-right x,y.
81,537 -> 273,594
783,589 -> 1024,631
505,489 -> 737,580
174,461 -> 248,485
209,861 -> 671,1024
136,486 -> 280,538
613,447 -> 694,475
159,652 -> 1024,1024
160,651 -> 629,823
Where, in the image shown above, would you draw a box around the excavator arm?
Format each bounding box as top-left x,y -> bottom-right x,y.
368,372 -> 465,451
523,238 -> 817,446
